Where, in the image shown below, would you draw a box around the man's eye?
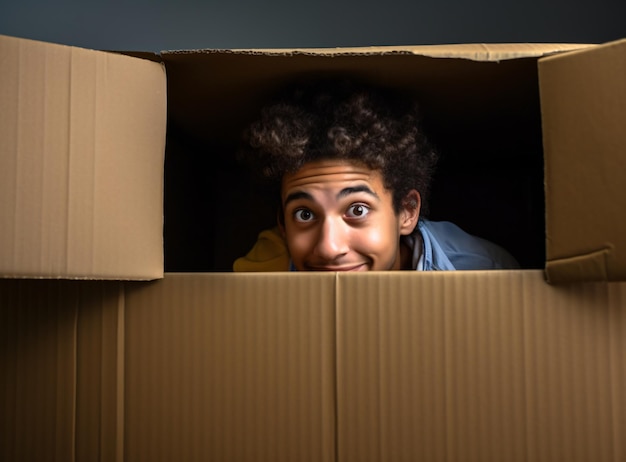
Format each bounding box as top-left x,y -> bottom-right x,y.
294,208 -> 315,222
346,204 -> 370,218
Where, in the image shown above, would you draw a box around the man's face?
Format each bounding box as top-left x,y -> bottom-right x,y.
280,159 -> 419,271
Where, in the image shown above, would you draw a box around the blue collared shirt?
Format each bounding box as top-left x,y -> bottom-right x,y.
408,219 -> 519,270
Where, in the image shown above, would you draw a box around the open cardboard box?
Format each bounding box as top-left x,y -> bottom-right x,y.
1,34 -> 626,282
2,35 -> 626,461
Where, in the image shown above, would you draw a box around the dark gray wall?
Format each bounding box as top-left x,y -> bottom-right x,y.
1,0 -> 625,51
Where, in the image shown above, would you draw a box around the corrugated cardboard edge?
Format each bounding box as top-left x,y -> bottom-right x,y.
0,274 -> 162,281
162,43 -> 593,62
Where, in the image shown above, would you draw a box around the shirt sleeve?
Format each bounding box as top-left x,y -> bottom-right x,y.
233,227 -> 291,272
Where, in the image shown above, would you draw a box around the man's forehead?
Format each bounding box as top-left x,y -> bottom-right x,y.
282,160 -> 380,190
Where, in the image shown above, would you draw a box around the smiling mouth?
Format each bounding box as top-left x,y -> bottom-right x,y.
306,263 -> 368,272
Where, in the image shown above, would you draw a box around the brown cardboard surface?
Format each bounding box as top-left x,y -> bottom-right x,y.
3,272 -> 626,461
336,270 -> 626,461
0,278 -> 124,461
1,273 -> 337,461
540,38 -> 626,283
122,273 -> 337,461
0,35 -> 166,280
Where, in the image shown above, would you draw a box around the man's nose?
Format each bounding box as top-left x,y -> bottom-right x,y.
314,217 -> 349,260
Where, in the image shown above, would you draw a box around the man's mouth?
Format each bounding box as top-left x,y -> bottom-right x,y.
305,263 -> 368,272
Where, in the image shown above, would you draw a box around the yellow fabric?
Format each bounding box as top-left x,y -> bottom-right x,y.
233,227 -> 290,272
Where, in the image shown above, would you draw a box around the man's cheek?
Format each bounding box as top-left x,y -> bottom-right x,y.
358,227 -> 386,249
287,230 -> 312,255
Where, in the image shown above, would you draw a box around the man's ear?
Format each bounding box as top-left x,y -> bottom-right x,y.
399,190 -> 421,235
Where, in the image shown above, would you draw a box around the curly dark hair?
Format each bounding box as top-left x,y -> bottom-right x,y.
239,79 -> 439,215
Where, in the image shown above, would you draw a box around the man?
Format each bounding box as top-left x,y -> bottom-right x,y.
234,80 -> 518,272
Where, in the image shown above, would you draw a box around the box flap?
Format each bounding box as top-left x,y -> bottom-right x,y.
0,35 -> 167,280
539,39 -> 626,283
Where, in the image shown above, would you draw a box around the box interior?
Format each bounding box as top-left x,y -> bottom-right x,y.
161,51 -> 547,272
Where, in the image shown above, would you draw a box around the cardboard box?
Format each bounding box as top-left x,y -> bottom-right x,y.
2,272 -> 626,461
2,35 -> 626,282
2,35 -> 626,461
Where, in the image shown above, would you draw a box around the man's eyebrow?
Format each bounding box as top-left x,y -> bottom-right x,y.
283,185 -> 379,207
338,185 -> 380,200
284,191 -> 314,207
